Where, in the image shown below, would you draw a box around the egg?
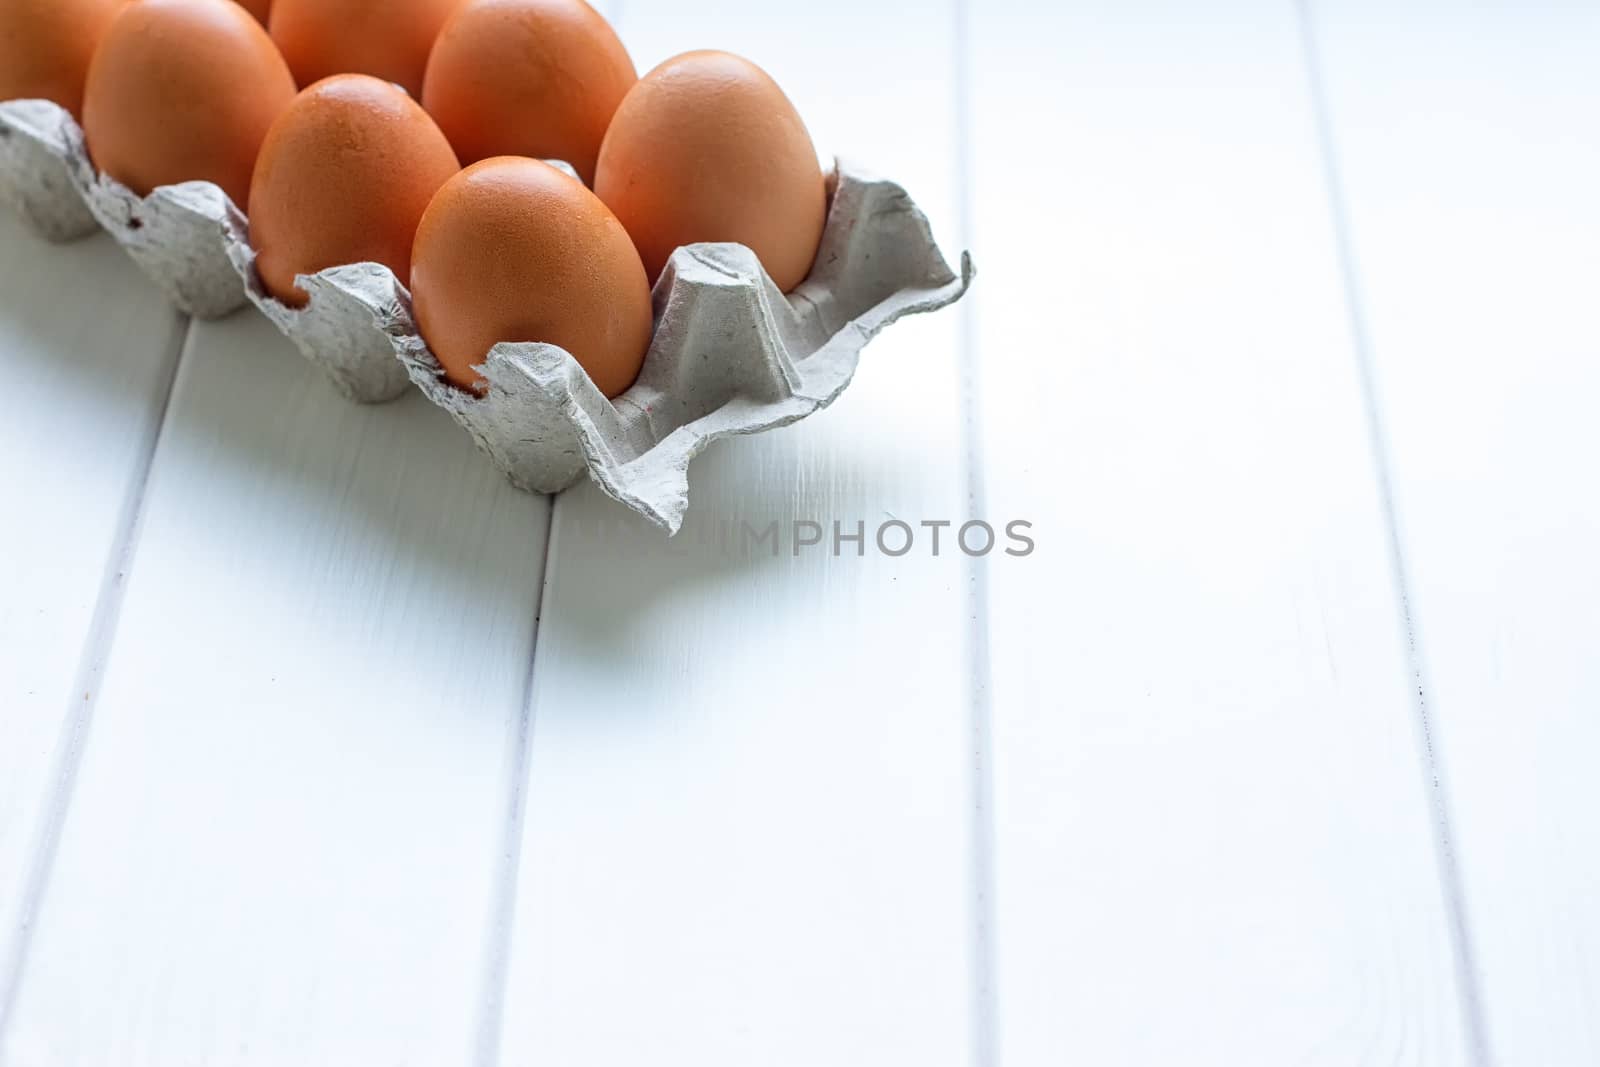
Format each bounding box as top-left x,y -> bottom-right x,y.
82,0 -> 296,207
0,0 -> 126,119
233,0 -> 270,25
248,75 -> 459,308
595,50 -> 826,292
411,157 -> 652,398
421,0 -> 635,185
269,0 -> 459,99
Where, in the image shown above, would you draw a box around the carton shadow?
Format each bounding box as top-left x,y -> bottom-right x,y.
1,215 -> 543,631
535,409 -> 926,671
0,222 -> 182,402
2,212 -> 920,663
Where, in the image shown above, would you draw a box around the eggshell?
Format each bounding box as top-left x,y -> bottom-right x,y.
411,157 -> 653,398
421,0 -> 635,185
269,0 -> 460,99
233,0 -> 271,25
249,75 -> 459,307
82,0 -> 296,208
595,50 -> 826,292
0,0 -> 126,120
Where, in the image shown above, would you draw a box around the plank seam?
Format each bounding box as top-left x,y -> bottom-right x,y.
473,497 -> 558,1067
0,309 -> 192,1040
953,1 -> 999,1064
473,0 -> 612,1057
1294,3 -> 1493,1063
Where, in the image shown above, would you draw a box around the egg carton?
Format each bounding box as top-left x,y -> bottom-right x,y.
2,96 -> 974,531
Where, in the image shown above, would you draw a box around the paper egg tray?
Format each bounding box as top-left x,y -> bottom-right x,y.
0,98 -> 974,532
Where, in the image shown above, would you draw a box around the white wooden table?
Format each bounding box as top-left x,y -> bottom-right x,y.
1,2 -> 1596,1064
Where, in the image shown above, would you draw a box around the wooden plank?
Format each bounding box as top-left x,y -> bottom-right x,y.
494,3 -> 978,1064
1309,3 -> 1600,1062
0,215 -> 182,989
0,309 -> 551,1065
970,2 -> 1473,1062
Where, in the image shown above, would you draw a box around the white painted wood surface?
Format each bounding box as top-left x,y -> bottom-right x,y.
971,2 -> 1472,1063
0,215 -> 181,995
493,3 -> 979,1065
0,311 -> 550,1065
0,3 -> 1595,1065
1310,3 -> 1600,1063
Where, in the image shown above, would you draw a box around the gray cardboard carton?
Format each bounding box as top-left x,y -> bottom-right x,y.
1,98 -> 972,532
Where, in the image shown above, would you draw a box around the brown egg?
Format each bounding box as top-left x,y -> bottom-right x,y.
233,0 -> 271,25
411,157 -> 653,398
83,0 -> 296,207
595,50 -> 826,292
421,0 -> 635,185
0,0 -> 126,120
249,75 -> 459,308
269,0 -> 460,99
